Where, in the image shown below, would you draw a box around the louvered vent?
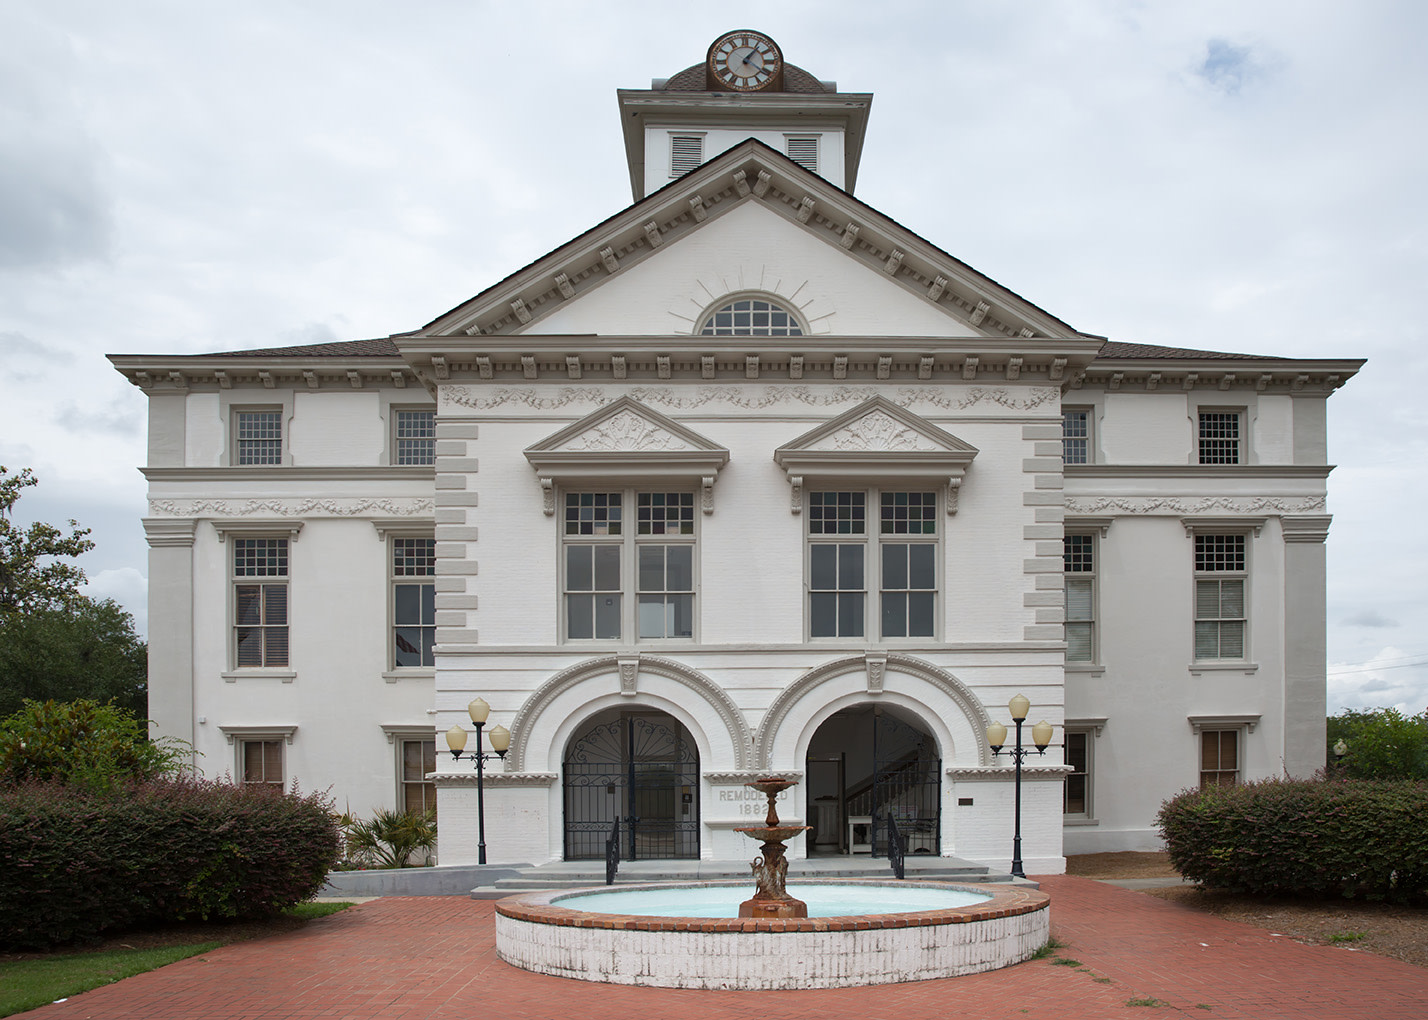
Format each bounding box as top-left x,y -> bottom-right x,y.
670,135 -> 704,177
786,136 -> 819,173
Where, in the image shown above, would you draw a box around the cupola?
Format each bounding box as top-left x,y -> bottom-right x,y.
616,29 -> 873,201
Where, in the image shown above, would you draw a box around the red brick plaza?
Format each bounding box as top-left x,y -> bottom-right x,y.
37,877 -> 1427,1020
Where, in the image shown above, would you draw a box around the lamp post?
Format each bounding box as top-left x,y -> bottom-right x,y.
445,697 -> 511,865
986,694 -> 1053,879
1332,738 -> 1348,771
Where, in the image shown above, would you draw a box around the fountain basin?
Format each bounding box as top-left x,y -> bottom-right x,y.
494,879 -> 1050,989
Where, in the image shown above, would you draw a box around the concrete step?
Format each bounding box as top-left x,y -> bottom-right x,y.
489,856 -> 1006,892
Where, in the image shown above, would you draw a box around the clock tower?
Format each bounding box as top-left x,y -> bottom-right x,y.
616,30 -> 873,201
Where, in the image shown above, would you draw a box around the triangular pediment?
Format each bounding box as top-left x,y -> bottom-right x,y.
524,397 -> 730,513
528,394 -> 725,454
773,397 -> 978,498
417,139 -> 1081,343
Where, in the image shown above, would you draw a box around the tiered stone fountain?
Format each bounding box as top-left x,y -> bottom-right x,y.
733,776 -> 809,918
493,774 -> 1051,988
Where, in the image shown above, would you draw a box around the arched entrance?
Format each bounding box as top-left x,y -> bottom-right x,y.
562,708 -> 700,860
804,704 -> 941,857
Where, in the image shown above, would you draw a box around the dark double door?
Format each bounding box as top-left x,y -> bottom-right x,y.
563,712 -> 700,860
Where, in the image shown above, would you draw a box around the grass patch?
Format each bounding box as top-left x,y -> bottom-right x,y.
1126,997 -> 1166,1007
1029,936 -> 1068,959
0,902 -> 352,1018
1093,977 -> 1113,984
1051,957 -> 1083,967
0,942 -> 221,1017
284,901 -> 352,921
1327,930 -> 1367,944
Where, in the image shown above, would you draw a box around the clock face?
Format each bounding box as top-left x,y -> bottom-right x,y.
708,31 -> 782,91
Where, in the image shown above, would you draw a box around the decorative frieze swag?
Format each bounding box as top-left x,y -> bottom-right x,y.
149,497 -> 434,518
1063,496 -> 1325,515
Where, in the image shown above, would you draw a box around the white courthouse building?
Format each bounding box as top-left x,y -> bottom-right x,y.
111,32 -> 1362,874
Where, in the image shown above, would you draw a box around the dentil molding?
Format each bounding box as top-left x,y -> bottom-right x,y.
445,384 -> 1058,412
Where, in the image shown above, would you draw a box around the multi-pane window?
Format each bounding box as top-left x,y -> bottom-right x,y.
393,537 -> 435,668
699,297 -> 804,336
1200,730 -> 1239,788
395,409 -> 435,466
241,739 -> 283,787
235,410 -> 282,465
809,490 -> 937,640
563,491 -> 695,641
1062,408 -> 1091,464
1064,535 -> 1095,662
1194,534 -> 1246,660
234,538 -> 288,667
1064,731 -> 1090,816
400,738 -> 437,816
1198,410 -> 1242,465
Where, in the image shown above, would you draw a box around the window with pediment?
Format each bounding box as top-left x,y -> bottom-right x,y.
525,398 -> 729,645
774,397 -> 979,644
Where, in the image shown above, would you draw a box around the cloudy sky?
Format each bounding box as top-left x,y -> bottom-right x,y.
3,1 -> 1424,716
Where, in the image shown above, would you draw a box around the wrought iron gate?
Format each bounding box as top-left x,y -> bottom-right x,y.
563,713 -> 700,860
869,757 -> 942,856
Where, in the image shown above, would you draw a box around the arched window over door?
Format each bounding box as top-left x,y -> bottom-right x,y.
805,705 -> 940,857
563,709 -> 700,860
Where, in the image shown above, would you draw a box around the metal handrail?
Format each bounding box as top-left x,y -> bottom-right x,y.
887,812 -> 907,880
604,817 -> 620,885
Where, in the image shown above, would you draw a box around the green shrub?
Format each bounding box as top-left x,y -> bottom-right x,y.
1156,777 -> 1428,903
1326,708 -> 1428,780
0,777 -> 340,949
0,699 -> 188,790
340,808 -> 437,868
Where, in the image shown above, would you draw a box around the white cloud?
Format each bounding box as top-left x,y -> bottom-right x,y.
82,567 -> 148,635
1328,646 -> 1428,715
0,1 -> 1423,715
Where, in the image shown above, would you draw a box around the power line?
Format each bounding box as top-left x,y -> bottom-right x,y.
1327,659 -> 1428,678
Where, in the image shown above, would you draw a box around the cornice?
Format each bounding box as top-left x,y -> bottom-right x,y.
142,466 -> 435,482
1065,465 -> 1333,480
430,772 -> 558,788
945,765 -> 1074,780
615,89 -> 874,199
109,356 -> 421,394
403,337 -> 1101,389
1070,361 -> 1363,395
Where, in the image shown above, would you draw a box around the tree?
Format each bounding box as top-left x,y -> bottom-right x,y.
1326,707 -> 1428,780
0,467 -> 145,713
0,466 -> 94,616
0,699 -> 187,789
0,598 -> 147,717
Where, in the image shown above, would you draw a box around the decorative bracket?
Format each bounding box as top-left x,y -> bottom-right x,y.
865,652 -> 887,694
618,655 -> 640,697
946,477 -> 962,515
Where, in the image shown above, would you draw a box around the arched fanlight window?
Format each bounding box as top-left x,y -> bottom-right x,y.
697,296 -> 805,337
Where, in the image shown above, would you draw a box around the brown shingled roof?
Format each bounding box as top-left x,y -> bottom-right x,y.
203,338 -> 400,358
1095,341 -> 1282,361
661,62 -> 833,94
